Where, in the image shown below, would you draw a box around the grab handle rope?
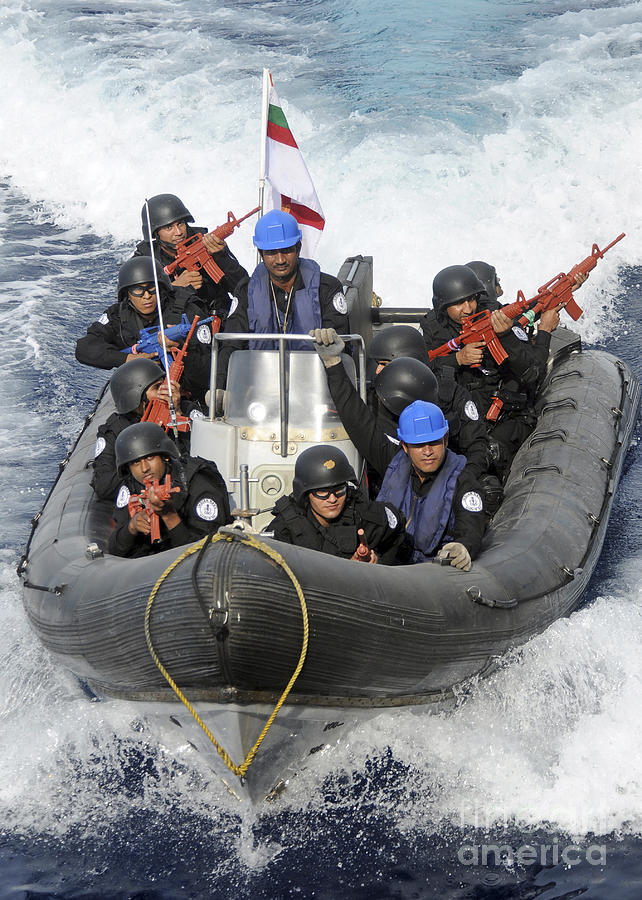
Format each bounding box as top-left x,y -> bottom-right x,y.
144,530 -> 309,778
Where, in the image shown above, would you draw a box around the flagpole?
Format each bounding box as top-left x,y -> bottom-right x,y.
257,68 -> 271,265
258,68 -> 270,215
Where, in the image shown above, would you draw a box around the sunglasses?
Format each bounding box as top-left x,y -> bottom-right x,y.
129,283 -> 157,297
310,484 -> 348,500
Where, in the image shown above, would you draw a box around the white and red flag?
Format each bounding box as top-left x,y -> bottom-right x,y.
259,69 -> 325,258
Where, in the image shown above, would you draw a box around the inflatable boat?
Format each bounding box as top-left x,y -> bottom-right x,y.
19,257 -> 640,803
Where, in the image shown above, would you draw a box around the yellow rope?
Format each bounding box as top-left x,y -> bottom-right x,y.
144,530 -> 309,778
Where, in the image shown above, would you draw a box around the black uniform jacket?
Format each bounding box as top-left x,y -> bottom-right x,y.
268,491 -> 406,563
420,302 -> 551,416
108,456 -> 231,558
91,400 -> 202,502
323,364 -> 487,558
215,265 -> 350,388
74,288 -> 212,401
135,225 -> 249,317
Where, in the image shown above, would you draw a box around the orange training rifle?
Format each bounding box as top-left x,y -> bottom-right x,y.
141,315 -> 206,432
128,475 -> 181,543
164,206 -> 261,285
514,232 -> 625,327
355,528 -> 371,561
428,233 -> 626,366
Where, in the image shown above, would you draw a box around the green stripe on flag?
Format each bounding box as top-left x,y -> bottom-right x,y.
268,103 -> 290,131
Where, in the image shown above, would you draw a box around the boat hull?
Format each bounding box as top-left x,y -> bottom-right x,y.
21,336 -> 640,801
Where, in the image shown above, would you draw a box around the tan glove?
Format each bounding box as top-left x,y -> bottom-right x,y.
310,328 -> 345,368
438,542 -> 472,571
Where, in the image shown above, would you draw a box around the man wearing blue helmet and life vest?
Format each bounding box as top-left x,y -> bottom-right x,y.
322,390 -> 488,571
376,400 -> 487,568
215,209 -> 350,387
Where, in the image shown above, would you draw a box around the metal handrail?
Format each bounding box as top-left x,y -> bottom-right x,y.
208,333 -> 367,459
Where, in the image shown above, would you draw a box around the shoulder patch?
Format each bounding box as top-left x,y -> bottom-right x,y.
227,296 -> 239,317
385,506 -> 399,530
332,291 -> 348,314
195,497 -> 219,521
461,491 -> 484,513
464,400 -> 479,421
512,325 -> 529,342
189,409 -> 205,421
116,485 -> 131,508
196,323 -> 212,344
98,313 -> 110,325
94,436 -> 106,457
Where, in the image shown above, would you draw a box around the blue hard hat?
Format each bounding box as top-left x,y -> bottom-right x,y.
397,400 -> 449,444
253,209 -> 302,250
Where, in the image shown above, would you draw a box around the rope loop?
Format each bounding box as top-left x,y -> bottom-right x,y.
144,530 -> 309,778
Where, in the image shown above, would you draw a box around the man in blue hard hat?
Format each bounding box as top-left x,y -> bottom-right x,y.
378,400 -> 487,568
215,209 -> 350,387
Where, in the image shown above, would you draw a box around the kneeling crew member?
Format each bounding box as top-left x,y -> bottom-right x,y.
216,210 -> 350,387
376,401 -> 487,569
108,422 -> 231,558
93,358 -> 203,501
268,445 -> 405,564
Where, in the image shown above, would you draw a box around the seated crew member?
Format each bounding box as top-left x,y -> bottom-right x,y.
377,401 -> 487,569
93,358 -> 204,501
215,209 -> 350,388
108,422 -> 231,558
420,264 -> 562,478
75,256 -> 212,402
267,445 -> 405,564
135,193 -> 249,318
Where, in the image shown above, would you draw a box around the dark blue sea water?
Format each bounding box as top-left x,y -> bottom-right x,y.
1,0 -> 641,897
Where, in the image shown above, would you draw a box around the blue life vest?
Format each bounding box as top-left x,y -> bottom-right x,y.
247,258 -> 322,350
376,448 -> 466,562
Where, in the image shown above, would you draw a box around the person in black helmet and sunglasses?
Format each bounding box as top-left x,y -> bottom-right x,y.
267,445 -> 405,564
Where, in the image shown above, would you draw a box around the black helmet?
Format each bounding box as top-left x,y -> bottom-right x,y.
117,256 -> 171,302
142,193 -> 194,238
465,260 -> 499,301
432,265 -> 485,312
110,359 -> 164,414
370,325 -> 428,365
292,445 -> 357,505
374,357 -> 438,417
115,422 -> 179,473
